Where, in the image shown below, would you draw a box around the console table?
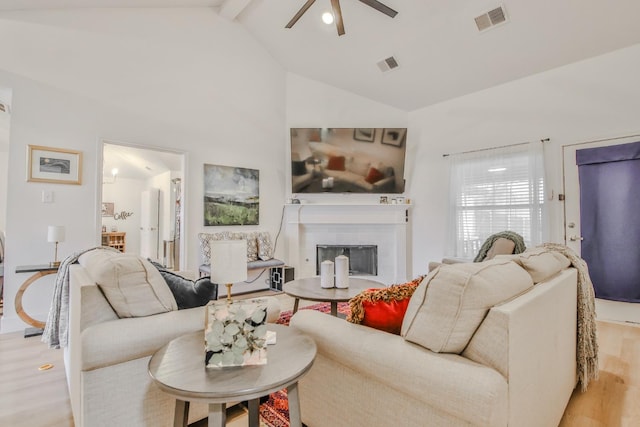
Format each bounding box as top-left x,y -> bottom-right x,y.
15,264 -> 59,337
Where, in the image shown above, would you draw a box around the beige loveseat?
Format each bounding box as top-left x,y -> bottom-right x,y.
64,251 -> 281,427
291,250 -> 578,427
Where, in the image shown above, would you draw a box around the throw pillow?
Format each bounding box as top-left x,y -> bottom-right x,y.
327,155 -> 346,171
156,269 -> 219,309
257,232 -> 274,261
78,251 -> 178,318
365,167 -> 385,184
401,259 -> 533,353
348,276 -> 424,335
233,232 -> 259,262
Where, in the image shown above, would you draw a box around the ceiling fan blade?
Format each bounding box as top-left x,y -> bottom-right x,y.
331,0 -> 345,36
285,0 -> 317,29
357,0 -> 398,18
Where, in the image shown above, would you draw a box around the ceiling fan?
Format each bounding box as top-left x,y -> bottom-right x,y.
286,0 -> 398,36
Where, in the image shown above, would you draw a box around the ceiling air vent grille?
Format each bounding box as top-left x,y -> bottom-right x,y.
377,56 -> 399,73
475,6 -> 507,32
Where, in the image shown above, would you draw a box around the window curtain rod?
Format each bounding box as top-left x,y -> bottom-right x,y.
442,138 -> 550,157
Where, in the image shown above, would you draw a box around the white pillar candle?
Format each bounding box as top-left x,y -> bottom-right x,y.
320,260 -> 335,288
335,255 -> 349,288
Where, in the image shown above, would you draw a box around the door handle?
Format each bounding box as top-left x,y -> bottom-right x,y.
569,235 -> 584,241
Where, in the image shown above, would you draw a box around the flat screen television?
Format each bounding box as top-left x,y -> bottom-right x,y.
290,128 -> 407,194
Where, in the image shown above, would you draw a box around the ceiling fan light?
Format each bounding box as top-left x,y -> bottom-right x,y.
322,11 -> 334,25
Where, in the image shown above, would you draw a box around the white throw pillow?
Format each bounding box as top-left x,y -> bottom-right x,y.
401,259 -> 533,353
496,248 -> 571,284
79,250 -> 177,318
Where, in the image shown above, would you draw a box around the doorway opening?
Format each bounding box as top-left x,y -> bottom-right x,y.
101,141 -> 186,270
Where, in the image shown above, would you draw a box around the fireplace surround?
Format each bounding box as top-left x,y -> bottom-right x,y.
283,203 -> 411,285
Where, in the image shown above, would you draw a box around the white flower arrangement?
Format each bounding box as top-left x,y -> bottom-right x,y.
204,298 -> 268,367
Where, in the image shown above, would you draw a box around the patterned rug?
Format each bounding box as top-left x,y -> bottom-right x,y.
259,302 -> 350,427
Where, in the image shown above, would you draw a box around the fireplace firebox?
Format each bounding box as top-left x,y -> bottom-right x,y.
316,245 -> 378,276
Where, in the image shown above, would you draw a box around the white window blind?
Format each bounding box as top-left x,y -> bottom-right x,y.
447,142 -> 546,259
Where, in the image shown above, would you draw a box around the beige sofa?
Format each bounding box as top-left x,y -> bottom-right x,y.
291,252 -> 578,427
64,252 -> 281,427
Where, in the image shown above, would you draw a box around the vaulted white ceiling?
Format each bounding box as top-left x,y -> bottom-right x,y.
1,0 -> 639,112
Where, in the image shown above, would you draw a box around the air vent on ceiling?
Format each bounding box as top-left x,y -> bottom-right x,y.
475,5 -> 507,32
377,56 -> 399,73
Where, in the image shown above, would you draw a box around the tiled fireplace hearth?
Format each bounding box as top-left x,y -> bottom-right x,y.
283,203 -> 411,285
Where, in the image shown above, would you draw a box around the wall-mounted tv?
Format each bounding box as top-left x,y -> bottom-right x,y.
290,128 -> 406,194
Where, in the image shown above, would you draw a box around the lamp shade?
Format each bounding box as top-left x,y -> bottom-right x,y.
210,240 -> 247,284
47,225 -> 65,243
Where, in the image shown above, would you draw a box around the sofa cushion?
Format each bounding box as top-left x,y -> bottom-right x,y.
497,248 -> 571,284
78,251 -> 177,318
327,155 -> 346,171
349,157 -> 371,177
401,259 -> 533,353
347,276 -> 423,334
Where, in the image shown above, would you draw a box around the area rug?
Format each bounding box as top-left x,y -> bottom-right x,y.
259,302 -> 350,427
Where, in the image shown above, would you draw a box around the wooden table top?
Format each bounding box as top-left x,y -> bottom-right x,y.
283,277 -> 385,303
148,324 -> 316,404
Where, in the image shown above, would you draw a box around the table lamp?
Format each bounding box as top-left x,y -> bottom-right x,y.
210,240 -> 247,303
47,225 -> 65,267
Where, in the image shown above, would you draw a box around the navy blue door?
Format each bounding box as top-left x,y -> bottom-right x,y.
576,141 -> 640,302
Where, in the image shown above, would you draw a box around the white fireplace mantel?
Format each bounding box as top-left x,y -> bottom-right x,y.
283,203 -> 411,285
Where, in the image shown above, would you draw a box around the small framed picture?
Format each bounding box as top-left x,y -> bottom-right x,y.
102,202 -> 115,217
27,145 -> 82,185
381,128 -> 407,147
353,128 -> 375,142
379,196 -> 388,204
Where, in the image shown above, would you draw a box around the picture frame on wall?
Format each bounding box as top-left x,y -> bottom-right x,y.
381,128 -> 407,147
27,145 -> 82,185
204,164 -> 260,226
353,128 -> 375,142
102,202 -> 115,217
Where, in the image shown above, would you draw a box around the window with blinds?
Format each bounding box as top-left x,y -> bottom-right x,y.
448,143 -> 546,259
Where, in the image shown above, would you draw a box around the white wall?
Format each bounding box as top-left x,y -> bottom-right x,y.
407,43 -> 640,275
0,9 -> 286,333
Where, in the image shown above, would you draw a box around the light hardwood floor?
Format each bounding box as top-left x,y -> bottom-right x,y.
1,293 -> 638,427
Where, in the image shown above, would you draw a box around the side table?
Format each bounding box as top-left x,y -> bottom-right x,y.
148,324 -> 316,427
15,264 -> 59,337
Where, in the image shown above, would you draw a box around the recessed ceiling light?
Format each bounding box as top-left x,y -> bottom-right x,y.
322,12 -> 334,25
488,167 -> 506,172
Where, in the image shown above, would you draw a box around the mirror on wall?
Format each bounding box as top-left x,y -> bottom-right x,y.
101,142 -> 185,270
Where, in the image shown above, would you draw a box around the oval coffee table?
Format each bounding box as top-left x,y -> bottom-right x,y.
283,277 -> 385,316
148,324 -> 316,427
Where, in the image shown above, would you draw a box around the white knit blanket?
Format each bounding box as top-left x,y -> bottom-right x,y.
42,246 -> 118,349
541,243 -> 599,391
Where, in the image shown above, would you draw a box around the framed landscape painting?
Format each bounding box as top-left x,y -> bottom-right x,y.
27,145 -> 82,185
204,164 -> 259,226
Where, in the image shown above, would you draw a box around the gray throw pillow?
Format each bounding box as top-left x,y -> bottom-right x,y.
149,260 -> 219,309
